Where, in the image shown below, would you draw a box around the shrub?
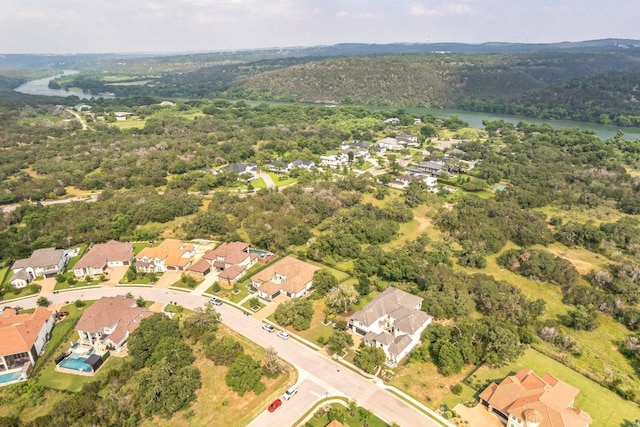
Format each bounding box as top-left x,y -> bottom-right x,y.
451,384 -> 463,395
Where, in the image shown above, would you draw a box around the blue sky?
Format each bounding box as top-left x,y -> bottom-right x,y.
1,0 -> 638,53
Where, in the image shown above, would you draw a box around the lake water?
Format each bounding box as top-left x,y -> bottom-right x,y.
14,70 -> 115,99
15,73 -> 640,140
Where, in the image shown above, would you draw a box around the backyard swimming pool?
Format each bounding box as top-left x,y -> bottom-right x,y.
0,370 -> 24,385
59,355 -> 92,372
248,248 -> 271,257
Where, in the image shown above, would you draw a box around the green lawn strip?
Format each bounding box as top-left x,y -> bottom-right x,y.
170,277 -> 202,290
439,383 -> 476,409
120,275 -> 153,285
54,279 -> 103,291
266,171 -> 297,187
1,285 -> 40,302
64,245 -> 87,270
32,302 -> 94,379
302,401 -> 390,427
38,356 -> 125,393
466,348 -> 640,427
241,297 -> 264,311
304,260 -> 350,282
386,388 -> 451,426
133,242 -> 151,255
0,267 -> 10,285
251,178 -> 266,189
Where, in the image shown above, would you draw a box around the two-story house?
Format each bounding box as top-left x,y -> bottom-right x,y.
196,241 -> 259,283
135,239 -> 197,273
349,287 -> 432,365
0,307 -> 54,381
75,296 -> 152,353
11,248 -> 69,287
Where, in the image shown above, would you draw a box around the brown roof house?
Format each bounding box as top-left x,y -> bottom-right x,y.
349,287 -> 432,366
0,307 -> 54,384
250,256 -> 319,301
479,369 -> 592,427
73,241 -> 134,278
194,241 -> 259,282
75,296 -> 152,353
11,247 -> 69,287
135,239 -> 198,273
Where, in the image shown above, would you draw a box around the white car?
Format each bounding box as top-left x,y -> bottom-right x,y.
282,385 -> 298,400
262,323 -> 276,333
277,330 -> 289,340
209,297 -> 222,306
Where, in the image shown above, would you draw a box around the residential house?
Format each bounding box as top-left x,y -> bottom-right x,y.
186,259 -> 211,277
376,137 -> 404,151
396,133 -> 419,147
135,239 -> 198,273
383,117 -> 400,124
75,296 -> 153,353
320,153 -> 349,168
198,241 -> 259,283
224,163 -> 259,177
251,256 -> 319,301
11,248 -> 68,286
114,111 -> 134,121
73,241 -> 134,278
0,307 -> 54,380
269,159 -> 316,174
388,175 -> 413,189
159,101 -> 176,107
479,369 -> 592,427
349,287 -> 432,365
407,160 -> 446,176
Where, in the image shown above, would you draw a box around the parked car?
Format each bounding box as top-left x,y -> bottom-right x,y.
267,399 -> 282,412
282,385 -> 298,400
277,330 -> 289,340
262,323 -> 276,333
208,297 -> 222,306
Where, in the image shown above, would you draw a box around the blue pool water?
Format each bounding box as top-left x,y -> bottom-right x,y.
0,370 -> 23,384
248,248 -> 270,257
59,356 -> 92,372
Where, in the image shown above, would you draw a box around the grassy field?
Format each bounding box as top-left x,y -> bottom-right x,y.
111,118 -> 146,129
251,177 -> 267,189
535,203 -> 626,226
142,324 -> 295,427
133,242 -> 151,255
465,348 -> 640,427
539,241 -> 611,275
267,172 -> 297,187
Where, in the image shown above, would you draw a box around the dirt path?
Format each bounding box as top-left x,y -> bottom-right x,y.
414,215 -> 433,235
65,108 -> 88,130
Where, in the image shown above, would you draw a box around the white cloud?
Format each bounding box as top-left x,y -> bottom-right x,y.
336,10 -> 349,18
409,1 -> 473,17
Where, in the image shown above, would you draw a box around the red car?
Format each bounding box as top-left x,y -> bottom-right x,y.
268,399 -> 282,412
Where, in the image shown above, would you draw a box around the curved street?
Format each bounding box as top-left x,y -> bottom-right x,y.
14,287 -> 445,427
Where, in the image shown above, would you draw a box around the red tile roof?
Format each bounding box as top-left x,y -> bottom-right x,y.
202,242 -> 250,265
251,256 -> 318,295
76,296 -> 151,346
479,369 -> 592,427
74,240 -> 133,270
0,307 -> 53,356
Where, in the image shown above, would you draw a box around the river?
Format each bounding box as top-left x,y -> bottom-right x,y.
15,73 -> 640,140
14,70 -> 115,99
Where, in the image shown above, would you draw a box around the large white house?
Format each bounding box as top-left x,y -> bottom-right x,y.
349,287 -> 432,365
11,248 -> 68,287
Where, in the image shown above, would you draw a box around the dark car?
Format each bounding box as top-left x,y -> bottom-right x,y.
268,399 -> 282,412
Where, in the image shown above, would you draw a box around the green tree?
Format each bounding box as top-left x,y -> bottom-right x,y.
436,342 -> 464,376
274,299 -> 314,331
313,269 -> 338,297
326,331 -> 354,355
354,346 -> 386,374
326,285 -> 359,313
182,306 -> 220,344
206,336 -> 244,366
36,297 -> 49,307
225,354 -> 263,396
127,314 -> 182,369
147,336 -> 195,370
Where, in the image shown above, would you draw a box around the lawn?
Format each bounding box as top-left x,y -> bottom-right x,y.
303,402 -> 390,427
283,298 -> 336,346
266,172 -> 297,187
142,324 -> 295,427
170,276 -> 203,290
464,348 -> 640,427
64,245 -> 87,270
1,284 -> 40,302
133,242 -> 151,255
0,266 -> 9,284
111,118 -> 146,129
305,260 -> 351,282
54,278 -> 102,291
251,178 -> 266,189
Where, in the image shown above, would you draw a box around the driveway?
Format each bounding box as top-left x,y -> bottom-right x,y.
253,293 -> 287,321
257,173 -> 276,189
153,270 -> 182,288
453,404 -> 503,427
16,287 -> 448,427
104,266 -> 128,286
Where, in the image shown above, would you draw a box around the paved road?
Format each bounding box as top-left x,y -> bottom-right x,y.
0,194 -> 99,213
65,108 -> 89,130
14,287 -> 442,427
257,173 -> 276,189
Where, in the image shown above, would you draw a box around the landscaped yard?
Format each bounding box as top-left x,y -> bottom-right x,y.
64,245 -> 87,270
463,348 -> 640,427
54,278 -> 103,291
142,324 -> 295,427
133,241 -> 151,255
266,172 -> 297,187
281,298 -> 336,346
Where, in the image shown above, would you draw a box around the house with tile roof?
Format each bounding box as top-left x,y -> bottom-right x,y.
135,239 -> 197,273
251,256 -> 319,301
75,296 -> 153,353
11,248 -> 69,288
0,306 -> 54,380
194,241 -> 259,283
349,286 -> 432,365
73,241 -> 134,278
479,369 -> 592,427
